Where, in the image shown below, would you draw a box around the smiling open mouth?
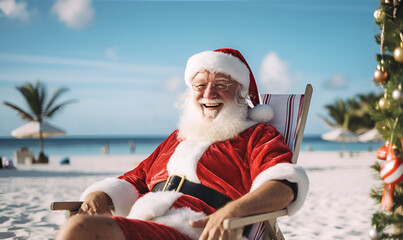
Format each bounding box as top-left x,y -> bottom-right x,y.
203,103 -> 223,108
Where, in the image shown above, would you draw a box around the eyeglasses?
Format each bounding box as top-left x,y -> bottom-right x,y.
192,80 -> 235,92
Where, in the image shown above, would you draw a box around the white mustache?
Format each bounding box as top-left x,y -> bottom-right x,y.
198,98 -> 224,104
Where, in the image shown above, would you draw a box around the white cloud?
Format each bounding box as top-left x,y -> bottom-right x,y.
51,0 -> 95,29
0,0 -> 31,21
164,76 -> 182,92
324,74 -> 348,89
259,51 -> 292,93
105,46 -> 118,61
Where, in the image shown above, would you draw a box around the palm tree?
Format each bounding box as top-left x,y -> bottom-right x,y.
3,81 -> 76,162
319,98 -> 349,129
345,97 -> 371,134
350,93 -> 381,134
356,92 -> 381,112
319,94 -> 379,134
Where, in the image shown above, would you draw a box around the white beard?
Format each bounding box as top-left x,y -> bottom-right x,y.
178,93 -> 249,143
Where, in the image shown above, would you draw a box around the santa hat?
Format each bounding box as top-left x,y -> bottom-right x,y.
184,48 -> 273,122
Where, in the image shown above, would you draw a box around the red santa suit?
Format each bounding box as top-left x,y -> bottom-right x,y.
80,122 -> 309,240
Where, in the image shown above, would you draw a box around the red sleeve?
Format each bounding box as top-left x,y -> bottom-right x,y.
246,123 -> 293,182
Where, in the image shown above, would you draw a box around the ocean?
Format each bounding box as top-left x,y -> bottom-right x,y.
0,135 -> 384,159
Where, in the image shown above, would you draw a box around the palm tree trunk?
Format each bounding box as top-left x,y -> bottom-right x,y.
39,131 -> 44,153
37,131 -> 48,163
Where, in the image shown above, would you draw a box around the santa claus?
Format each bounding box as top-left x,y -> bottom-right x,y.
56,48 -> 309,240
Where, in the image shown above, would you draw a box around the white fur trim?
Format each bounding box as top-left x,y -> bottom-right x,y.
185,50 -> 250,96
128,191 -> 183,220
167,140 -> 211,183
248,104 -> 274,123
153,208 -> 206,240
80,178 -> 139,217
128,191 -> 205,240
250,163 -> 309,216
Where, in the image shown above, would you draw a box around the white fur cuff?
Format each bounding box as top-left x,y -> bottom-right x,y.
80,177 -> 139,217
250,163 -> 309,216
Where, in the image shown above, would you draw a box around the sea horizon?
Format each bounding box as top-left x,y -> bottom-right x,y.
0,134 -> 384,160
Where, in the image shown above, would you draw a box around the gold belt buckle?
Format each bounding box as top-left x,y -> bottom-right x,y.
162,174 -> 186,192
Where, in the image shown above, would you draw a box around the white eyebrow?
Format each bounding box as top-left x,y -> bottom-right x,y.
214,77 -> 231,81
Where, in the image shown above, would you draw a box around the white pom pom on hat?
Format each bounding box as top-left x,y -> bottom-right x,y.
185,48 -> 273,123
248,104 -> 274,123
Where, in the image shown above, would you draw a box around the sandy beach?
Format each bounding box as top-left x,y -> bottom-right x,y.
0,151 -> 381,240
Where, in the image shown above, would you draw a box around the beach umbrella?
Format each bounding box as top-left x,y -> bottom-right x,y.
321,128 -> 358,155
11,121 -> 66,138
321,128 -> 359,142
11,121 -> 66,163
358,129 -> 384,142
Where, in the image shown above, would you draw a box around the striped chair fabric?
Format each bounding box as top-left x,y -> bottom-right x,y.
246,93 -> 305,240
261,93 -> 305,156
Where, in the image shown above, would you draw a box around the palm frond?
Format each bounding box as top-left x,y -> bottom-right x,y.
37,81 -> 46,118
16,83 -> 41,119
349,115 -> 374,133
347,98 -> 360,111
45,99 -> 78,118
44,87 -> 69,115
324,102 -> 346,126
7,80 -> 75,123
3,101 -> 35,121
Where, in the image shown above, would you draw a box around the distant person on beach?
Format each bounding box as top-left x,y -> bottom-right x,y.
129,140 -> 135,153
56,48 -> 309,240
102,144 -> 109,155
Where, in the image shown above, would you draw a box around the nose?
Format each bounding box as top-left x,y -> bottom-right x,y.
203,82 -> 218,99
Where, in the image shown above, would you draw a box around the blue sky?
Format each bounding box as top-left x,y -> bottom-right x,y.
0,0 -> 382,137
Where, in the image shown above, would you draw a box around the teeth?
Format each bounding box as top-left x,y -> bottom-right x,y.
204,103 -> 220,107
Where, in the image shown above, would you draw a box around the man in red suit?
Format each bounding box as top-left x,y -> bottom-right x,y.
56,48 -> 309,240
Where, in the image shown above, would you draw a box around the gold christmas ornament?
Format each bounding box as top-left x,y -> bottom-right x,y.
394,44 -> 403,63
379,97 -> 386,109
374,9 -> 386,24
379,97 -> 390,110
374,65 -> 388,84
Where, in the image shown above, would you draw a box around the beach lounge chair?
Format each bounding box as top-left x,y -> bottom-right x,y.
14,147 -> 34,165
223,84 -> 313,240
51,84 -> 313,240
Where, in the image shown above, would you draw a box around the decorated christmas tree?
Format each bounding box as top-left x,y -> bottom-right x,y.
369,0 -> 403,239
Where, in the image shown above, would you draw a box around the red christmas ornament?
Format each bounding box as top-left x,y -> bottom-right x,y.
381,184 -> 394,212
377,145 -> 388,160
380,145 -> 403,211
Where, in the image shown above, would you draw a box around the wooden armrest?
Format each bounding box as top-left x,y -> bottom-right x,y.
50,201 -> 84,211
50,201 -> 115,212
223,209 -> 288,230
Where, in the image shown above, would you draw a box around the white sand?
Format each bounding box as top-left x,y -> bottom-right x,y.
279,151 -> 379,240
0,151 -> 381,240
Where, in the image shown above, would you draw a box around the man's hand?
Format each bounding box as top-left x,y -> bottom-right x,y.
77,191 -> 113,216
190,202 -> 241,240
189,180 -> 294,240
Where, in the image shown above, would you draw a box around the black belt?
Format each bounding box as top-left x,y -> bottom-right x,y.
152,175 -> 232,209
